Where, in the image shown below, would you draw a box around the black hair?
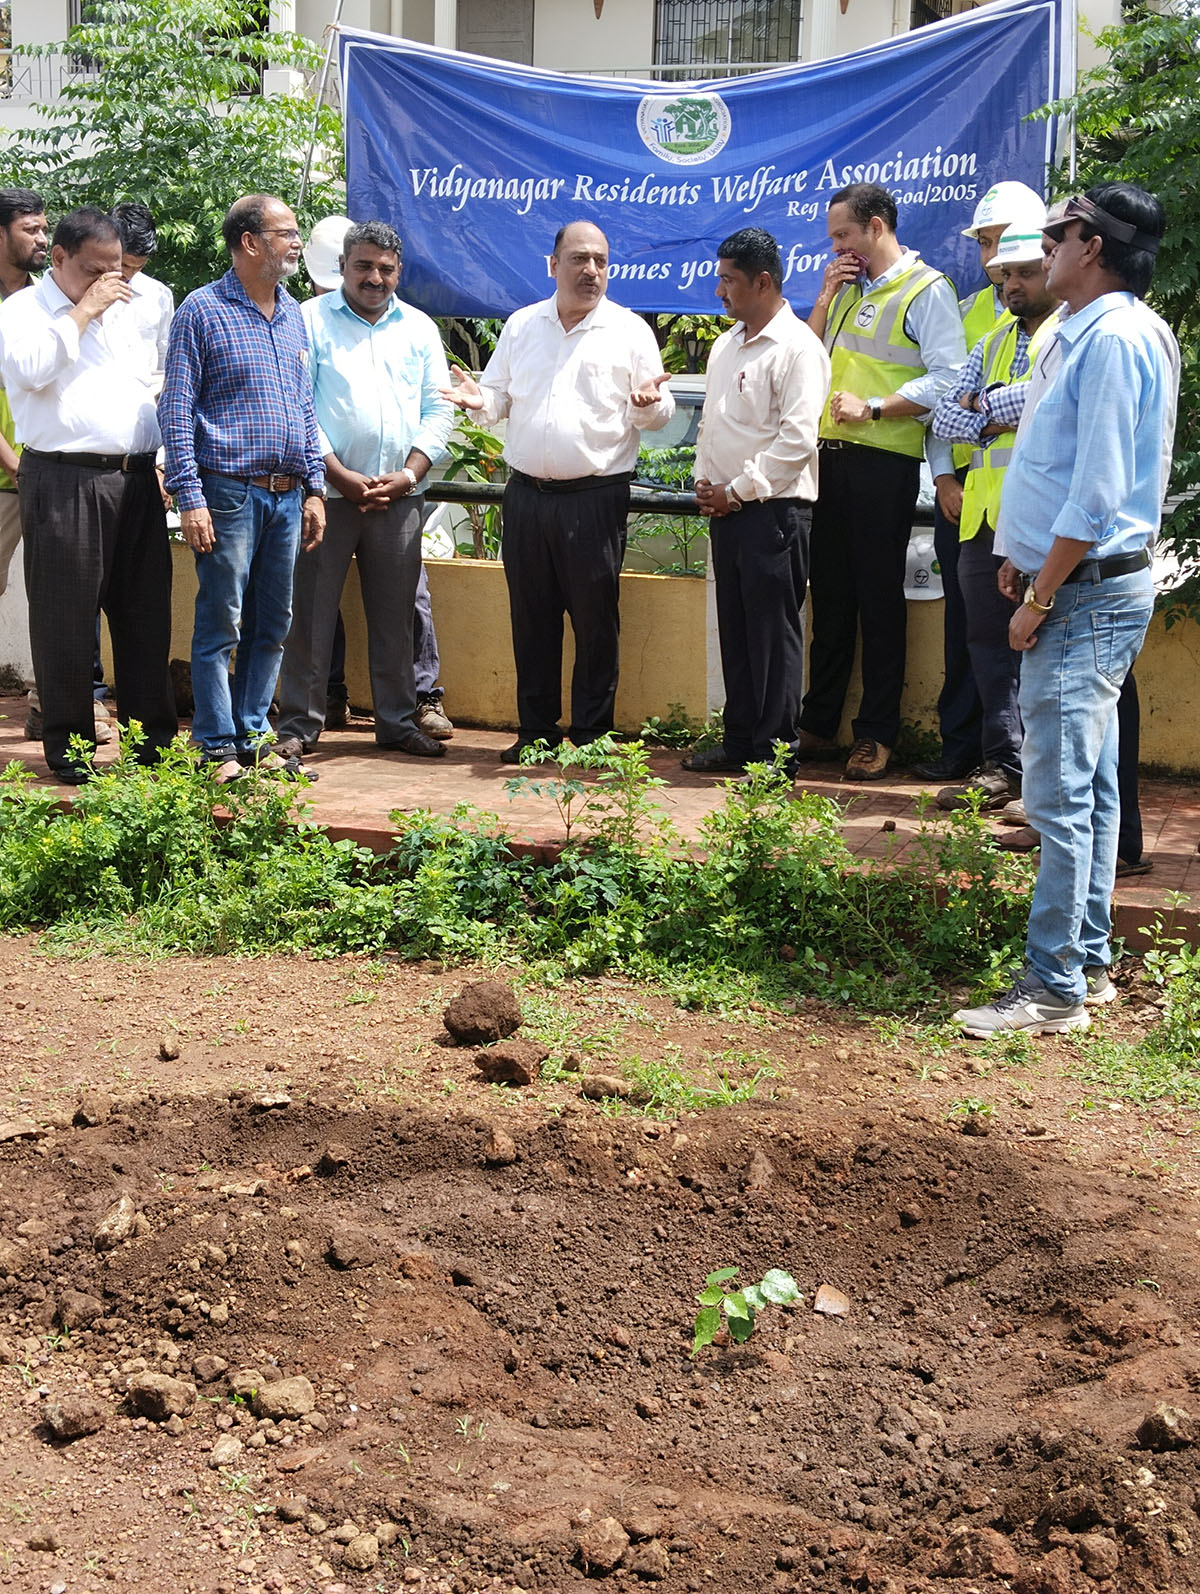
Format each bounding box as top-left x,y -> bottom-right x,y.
221,195 -> 272,255
110,200 -> 158,258
716,226 -> 783,291
828,182 -> 898,234
0,188 -> 45,229
342,220 -> 402,261
552,220 -> 608,257
1080,182 -> 1164,299
52,207 -> 119,255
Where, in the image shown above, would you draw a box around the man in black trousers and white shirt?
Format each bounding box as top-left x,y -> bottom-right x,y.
443,220 -> 674,762
0,206 -> 176,783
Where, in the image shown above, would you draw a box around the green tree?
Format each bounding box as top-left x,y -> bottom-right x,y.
1046,6 -> 1200,608
0,0 -> 344,302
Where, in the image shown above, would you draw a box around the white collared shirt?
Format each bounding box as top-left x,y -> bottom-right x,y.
0,274 -> 161,454
476,294 -> 674,479
696,302 -> 830,503
126,269 -> 174,389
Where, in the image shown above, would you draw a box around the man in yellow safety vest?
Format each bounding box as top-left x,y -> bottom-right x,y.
917,180 -> 1046,783
929,222 -> 1061,812
796,182 -> 965,781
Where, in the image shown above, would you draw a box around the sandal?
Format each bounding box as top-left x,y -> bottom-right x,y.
245,750 -> 319,782
208,758 -> 246,786
681,745 -> 744,774
1115,857 -> 1153,878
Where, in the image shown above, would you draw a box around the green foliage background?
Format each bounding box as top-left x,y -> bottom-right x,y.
1047,6 -> 1200,605
0,0 -> 344,302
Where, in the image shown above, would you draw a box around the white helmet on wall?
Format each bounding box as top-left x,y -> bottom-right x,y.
962,182 -> 1046,239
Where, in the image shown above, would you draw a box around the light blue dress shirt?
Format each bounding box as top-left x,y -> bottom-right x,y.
302,288 -> 454,495
995,292 -> 1174,575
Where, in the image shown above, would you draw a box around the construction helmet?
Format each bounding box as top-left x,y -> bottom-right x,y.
303,214 -> 353,291
961,182 -> 1046,239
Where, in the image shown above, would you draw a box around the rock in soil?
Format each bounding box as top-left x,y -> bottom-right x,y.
443,980 -> 522,1045
341,1533 -> 379,1571
813,1283 -> 851,1317
580,1073 -> 630,1101
326,1222 -> 378,1269
625,1538 -> 669,1580
93,1193 -> 138,1250
474,1039 -> 547,1086
251,1376 -> 316,1420
1137,1403 -> 1197,1451
483,1123 -> 518,1164
27,1524 -> 61,1552
128,1372 -> 196,1421
936,1525 -> 1020,1580
43,1393 -> 107,1442
576,1514 -> 630,1574
57,1289 -> 103,1329
0,1117 -> 44,1142
209,1434 -> 245,1468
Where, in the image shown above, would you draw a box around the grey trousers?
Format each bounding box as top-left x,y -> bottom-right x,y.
276,495 -> 422,747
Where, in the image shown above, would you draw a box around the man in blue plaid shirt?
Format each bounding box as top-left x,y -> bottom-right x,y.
161,193 -> 326,784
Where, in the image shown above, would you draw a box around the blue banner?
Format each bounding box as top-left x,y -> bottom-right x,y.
340,0 -> 1059,318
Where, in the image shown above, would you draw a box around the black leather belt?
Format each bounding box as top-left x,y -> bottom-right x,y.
1021,549 -> 1151,586
23,447 -> 156,473
509,467 -> 632,495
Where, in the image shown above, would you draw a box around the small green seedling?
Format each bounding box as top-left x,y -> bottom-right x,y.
691,1266 -> 801,1357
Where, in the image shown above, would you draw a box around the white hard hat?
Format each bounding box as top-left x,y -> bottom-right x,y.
962,182 -> 1046,239
993,223 -> 1046,267
303,214 -> 352,290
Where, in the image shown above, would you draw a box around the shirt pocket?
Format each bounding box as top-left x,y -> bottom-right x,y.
719,365 -> 772,431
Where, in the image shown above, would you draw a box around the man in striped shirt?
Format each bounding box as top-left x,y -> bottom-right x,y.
161,194 -> 326,784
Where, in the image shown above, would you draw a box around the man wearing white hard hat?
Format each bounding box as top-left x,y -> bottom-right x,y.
917,179 -> 1046,786
930,217 -> 1060,816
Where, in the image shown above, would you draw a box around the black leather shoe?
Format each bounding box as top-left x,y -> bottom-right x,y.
50,763 -> 92,786
379,729 -> 446,758
910,756 -> 980,782
500,736 -> 562,765
681,744 -> 745,773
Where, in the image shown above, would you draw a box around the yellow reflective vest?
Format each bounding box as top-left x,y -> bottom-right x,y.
820,257 -> 948,460
952,285 -> 1011,471
958,310 -> 1062,543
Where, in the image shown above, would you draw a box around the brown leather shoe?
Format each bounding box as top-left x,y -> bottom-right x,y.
993,825 -> 1040,852
379,728 -> 446,758
793,728 -> 839,761
843,738 -> 891,781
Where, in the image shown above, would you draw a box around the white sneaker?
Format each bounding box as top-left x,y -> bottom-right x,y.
954,974 -> 1089,1038
1083,966 -> 1118,1006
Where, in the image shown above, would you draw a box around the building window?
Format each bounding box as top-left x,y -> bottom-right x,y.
655,0 -> 803,71
910,0 -> 979,27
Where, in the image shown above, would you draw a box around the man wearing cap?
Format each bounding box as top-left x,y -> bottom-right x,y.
443,219 -> 673,763
797,183 -> 965,781
929,219 -> 1061,814
274,220 -> 454,762
918,180 -> 1045,784
954,183 -> 1178,1037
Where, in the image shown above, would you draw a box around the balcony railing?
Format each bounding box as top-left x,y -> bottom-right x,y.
575,60 -> 794,79
0,51 -> 99,102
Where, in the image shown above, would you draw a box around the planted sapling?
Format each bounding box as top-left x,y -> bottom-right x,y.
690,1265 -> 801,1357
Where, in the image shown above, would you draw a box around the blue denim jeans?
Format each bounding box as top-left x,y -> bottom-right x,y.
191,472 -> 301,759
1018,567 -> 1154,1002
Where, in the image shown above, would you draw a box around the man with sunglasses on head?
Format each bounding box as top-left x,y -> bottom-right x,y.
161,195 -> 326,785
955,184 -> 1179,1038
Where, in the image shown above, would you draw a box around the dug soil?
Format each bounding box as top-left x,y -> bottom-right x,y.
2,941 -> 1200,1594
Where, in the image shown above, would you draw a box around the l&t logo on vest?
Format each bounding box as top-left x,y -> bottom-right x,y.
855,303 -> 879,329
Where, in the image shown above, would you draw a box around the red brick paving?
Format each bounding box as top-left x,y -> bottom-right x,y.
1,698 -> 1197,949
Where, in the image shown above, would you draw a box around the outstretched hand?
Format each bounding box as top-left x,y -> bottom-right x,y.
631,372 -> 672,408
440,366 -> 484,411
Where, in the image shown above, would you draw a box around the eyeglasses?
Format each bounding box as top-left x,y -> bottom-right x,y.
257,227 -> 302,242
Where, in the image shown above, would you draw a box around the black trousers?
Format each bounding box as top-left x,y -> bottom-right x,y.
19,452 -> 176,774
933,471 -> 983,771
501,472 -> 629,742
712,499 -> 810,764
1117,670 -> 1142,864
958,523 -> 1022,784
801,443 -> 920,746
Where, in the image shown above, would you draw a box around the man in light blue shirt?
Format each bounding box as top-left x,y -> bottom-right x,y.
275,220 -> 454,759
955,183 -> 1175,1037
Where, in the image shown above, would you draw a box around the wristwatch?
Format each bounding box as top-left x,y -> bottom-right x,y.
1023,583 -> 1053,614
304,481 -> 327,501
398,466 -> 417,494
868,398 -> 883,422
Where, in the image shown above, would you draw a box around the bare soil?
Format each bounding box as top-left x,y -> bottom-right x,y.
2,942 -> 1200,1594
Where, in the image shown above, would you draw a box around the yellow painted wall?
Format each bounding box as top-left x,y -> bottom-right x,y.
156,544 -> 1200,769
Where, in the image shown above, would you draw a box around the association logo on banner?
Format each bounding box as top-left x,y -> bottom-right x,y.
636,92 -> 732,165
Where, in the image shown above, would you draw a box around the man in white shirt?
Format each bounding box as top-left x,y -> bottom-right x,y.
0,187 -> 46,599
443,220 -> 674,762
0,207 -> 176,783
110,202 -> 174,392
687,227 -> 831,774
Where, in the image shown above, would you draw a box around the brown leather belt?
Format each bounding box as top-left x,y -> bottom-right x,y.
207,470 -> 300,494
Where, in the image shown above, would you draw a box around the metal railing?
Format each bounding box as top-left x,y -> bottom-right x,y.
575,60 -> 795,79
0,51 -> 99,102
